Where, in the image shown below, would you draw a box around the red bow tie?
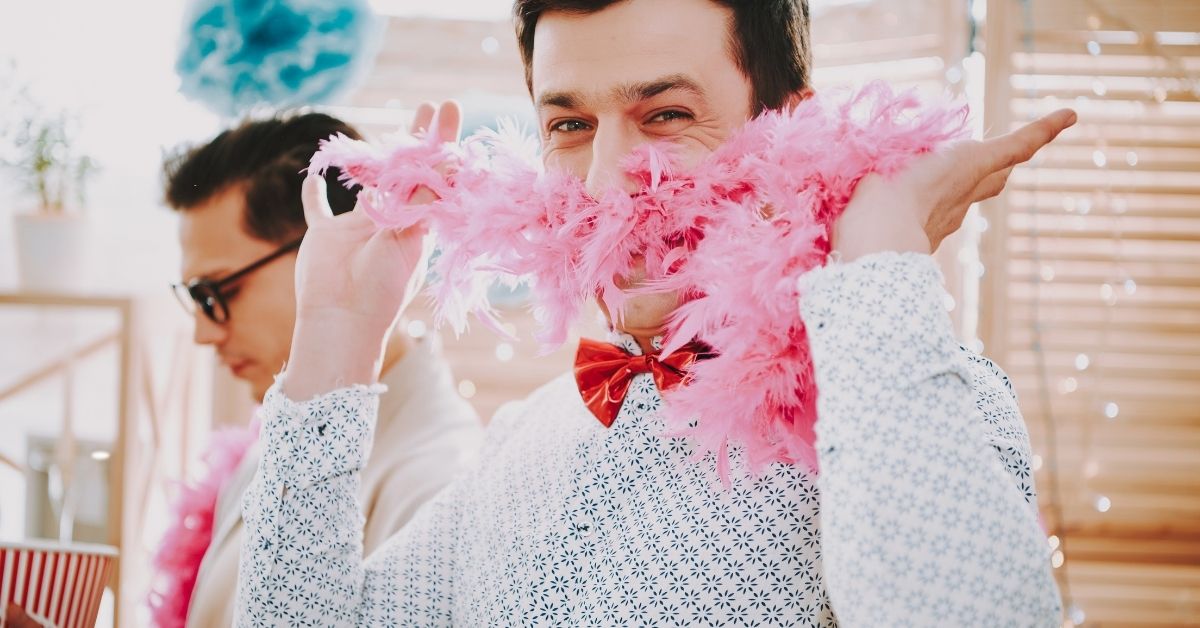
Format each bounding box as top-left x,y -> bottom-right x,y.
574,337 -> 707,427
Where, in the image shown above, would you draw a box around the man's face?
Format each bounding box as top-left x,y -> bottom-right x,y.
531,0 -> 755,339
178,186 -> 299,401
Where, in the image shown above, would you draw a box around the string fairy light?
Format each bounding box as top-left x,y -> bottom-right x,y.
1014,0 -> 1200,624
1015,1 -> 1078,618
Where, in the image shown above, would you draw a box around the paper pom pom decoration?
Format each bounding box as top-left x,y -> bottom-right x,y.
311,83 -> 969,476
176,0 -> 380,117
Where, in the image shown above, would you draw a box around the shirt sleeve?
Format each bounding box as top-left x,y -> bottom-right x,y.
234,381 -> 414,627
797,251 -> 1061,626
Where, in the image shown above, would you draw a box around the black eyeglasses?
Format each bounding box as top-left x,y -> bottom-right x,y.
172,238 -> 302,324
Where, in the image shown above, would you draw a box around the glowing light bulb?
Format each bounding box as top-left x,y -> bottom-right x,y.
1075,354 -> 1090,371
1100,283 -> 1117,306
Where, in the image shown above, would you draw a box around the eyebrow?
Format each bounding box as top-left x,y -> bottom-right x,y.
182,268 -> 228,284
536,73 -> 708,111
179,259 -> 233,282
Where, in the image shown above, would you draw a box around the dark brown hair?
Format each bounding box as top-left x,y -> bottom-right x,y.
164,113 -> 361,243
513,0 -> 811,114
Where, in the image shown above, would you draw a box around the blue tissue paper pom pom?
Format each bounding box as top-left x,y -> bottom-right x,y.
177,0 -> 381,117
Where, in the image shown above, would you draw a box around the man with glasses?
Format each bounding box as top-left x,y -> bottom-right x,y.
163,112 -> 482,628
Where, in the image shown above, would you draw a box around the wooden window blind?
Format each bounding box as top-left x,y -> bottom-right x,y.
981,0 -> 1200,623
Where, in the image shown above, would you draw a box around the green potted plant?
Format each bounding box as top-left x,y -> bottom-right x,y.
2,83 -> 99,292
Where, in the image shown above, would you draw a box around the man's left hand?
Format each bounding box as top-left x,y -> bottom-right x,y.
833,108 -> 1078,261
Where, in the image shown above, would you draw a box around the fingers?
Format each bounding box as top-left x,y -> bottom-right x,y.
302,173 -> 336,226
925,201 -> 969,251
928,166 -> 1012,250
394,219 -> 431,258
970,166 -> 1014,203
983,108 -> 1078,173
408,101 -> 461,143
433,100 -> 462,143
410,101 -> 436,136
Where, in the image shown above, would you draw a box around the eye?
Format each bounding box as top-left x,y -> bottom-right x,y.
549,119 -> 592,134
648,110 -> 694,124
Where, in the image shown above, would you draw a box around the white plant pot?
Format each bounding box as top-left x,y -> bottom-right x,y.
13,211 -> 91,293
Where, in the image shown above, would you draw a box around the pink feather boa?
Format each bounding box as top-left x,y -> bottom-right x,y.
311,83 -> 968,475
146,420 -> 259,628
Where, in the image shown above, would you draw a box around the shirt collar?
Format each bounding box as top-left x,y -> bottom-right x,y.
376,334 -> 438,428
603,330 -> 665,356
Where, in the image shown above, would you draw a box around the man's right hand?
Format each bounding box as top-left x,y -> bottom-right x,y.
282,101 -> 462,401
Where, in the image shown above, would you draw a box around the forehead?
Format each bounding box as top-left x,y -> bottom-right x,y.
177,185 -> 274,279
530,0 -> 737,100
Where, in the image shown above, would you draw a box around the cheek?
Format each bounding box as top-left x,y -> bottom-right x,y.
229,284 -> 293,322
228,276 -> 297,343
260,282 -> 299,333
544,145 -> 591,182
670,137 -> 719,171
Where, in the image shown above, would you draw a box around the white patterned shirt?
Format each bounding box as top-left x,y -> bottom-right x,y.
237,252 -> 1061,626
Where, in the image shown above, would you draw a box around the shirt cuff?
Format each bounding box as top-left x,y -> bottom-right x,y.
259,378 -> 386,490
797,251 -> 960,388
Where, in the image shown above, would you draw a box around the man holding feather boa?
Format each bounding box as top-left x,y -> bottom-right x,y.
235,0 -> 1076,625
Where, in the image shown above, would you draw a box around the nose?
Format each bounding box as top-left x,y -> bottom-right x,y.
192,312 -> 228,347
585,121 -> 641,198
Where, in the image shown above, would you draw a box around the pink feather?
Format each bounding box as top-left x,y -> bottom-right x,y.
311,82 -> 968,477
146,420 -> 260,628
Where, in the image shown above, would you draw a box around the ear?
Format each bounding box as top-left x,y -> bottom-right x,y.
783,87 -> 816,111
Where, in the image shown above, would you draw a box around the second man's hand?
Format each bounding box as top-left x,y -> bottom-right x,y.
282,101 -> 462,402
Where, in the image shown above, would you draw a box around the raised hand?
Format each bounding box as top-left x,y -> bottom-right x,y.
833,108 -> 1078,261
283,101 -> 462,401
